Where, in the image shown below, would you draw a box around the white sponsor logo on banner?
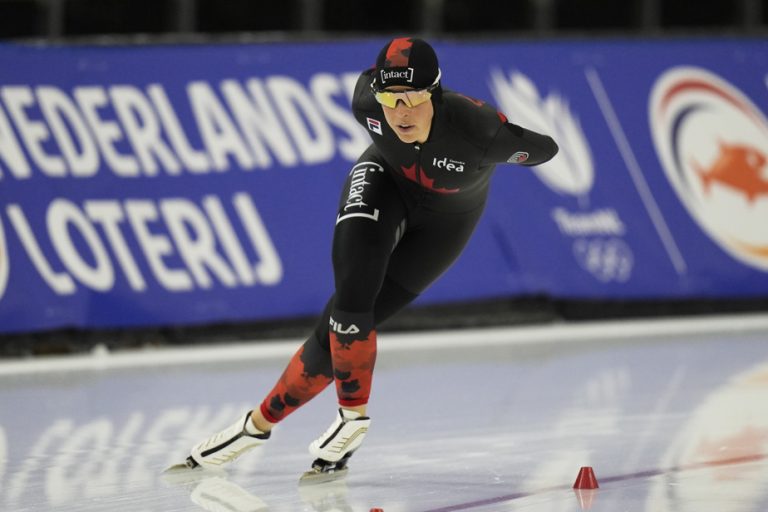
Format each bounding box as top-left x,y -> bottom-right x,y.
4,193 -> 282,295
490,69 -> 594,199
0,71 -> 377,304
490,69 -> 633,283
0,72 -> 370,180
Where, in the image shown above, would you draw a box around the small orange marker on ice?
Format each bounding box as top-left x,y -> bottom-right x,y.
573,466 -> 599,489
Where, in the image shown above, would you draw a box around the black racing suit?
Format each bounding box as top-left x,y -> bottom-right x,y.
259,70 -> 558,422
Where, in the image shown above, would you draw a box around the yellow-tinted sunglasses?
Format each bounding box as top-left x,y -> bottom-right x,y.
372,69 -> 441,109
374,88 -> 433,109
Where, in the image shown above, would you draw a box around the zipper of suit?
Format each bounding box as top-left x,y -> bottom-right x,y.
413,143 -> 421,177
413,143 -> 428,203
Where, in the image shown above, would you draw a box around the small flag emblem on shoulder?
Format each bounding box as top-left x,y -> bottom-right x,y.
367,117 -> 382,135
508,151 -> 529,163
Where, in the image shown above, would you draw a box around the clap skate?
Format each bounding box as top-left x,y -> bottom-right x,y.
165,411 -> 270,473
299,408 -> 371,485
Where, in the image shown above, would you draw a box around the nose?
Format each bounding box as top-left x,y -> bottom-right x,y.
394,100 -> 412,115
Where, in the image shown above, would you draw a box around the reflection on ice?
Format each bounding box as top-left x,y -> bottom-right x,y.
0,318 -> 767,511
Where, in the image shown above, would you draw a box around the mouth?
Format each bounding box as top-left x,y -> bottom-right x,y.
397,124 -> 414,133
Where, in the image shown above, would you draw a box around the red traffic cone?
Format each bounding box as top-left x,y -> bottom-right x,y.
573,466 -> 599,489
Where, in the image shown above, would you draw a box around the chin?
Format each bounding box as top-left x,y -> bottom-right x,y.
396,131 -> 421,143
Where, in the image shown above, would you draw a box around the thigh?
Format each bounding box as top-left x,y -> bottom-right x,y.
386,204 -> 486,294
331,147 -> 408,311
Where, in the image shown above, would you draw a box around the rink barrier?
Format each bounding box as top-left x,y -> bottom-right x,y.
1,312 -> 767,376
0,38 -> 767,334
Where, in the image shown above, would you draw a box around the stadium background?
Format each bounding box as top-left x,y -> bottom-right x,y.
0,0 -> 766,357
1,0 -> 768,39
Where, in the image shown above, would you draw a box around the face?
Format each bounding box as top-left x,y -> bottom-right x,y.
380,86 -> 434,144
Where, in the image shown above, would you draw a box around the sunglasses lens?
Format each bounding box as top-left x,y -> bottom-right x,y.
374,89 -> 432,108
408,90 -> 432,107
374,91 -> 399,108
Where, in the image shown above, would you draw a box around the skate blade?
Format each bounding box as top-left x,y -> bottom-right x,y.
298,467 -> 349,486
163,456 -> 200,474
162,461 -> 225,486
164,462 -> 195,473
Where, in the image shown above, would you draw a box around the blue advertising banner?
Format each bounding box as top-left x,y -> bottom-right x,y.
0,39 -> 766,333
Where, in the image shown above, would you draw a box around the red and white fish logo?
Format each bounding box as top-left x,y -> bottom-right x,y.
650,67 -> 768,271
693,141 -> 768,203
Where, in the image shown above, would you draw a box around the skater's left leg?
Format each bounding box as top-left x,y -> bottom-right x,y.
327,211 -> 400,413
304,204 -> 487,473
301,159 -> 406,472
255,155 -> 406,432
325,157 -> 407,414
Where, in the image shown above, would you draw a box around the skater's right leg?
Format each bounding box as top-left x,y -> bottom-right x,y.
259,331 -> 335,423
185,331 -> 333,469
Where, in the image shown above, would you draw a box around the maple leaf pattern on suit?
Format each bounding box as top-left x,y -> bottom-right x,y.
400,164 -> 460,194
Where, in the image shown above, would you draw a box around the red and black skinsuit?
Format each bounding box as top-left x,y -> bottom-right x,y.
258,70 -> 558,423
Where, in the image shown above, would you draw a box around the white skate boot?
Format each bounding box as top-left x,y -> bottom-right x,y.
186,411 -> 270,470
300,408 -> 371,485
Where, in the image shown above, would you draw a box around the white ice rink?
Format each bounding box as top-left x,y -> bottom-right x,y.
1,313 -> 768,511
